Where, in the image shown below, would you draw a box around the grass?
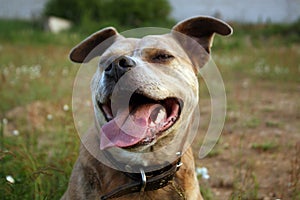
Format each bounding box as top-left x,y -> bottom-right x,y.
0,19 -> 80,199
0,19 -> 300,199
243,117 -> 261,129
230,168 -> 259,200
251,141 -> 278,152
199,182 -> 215,200
289,142 -> 300,200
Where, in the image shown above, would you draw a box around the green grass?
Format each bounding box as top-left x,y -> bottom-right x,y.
1,119 -> 78,199
251,141 -> 279,152
0,19 -> 81,199
265,120 -> 280,128
199,182 -> 215,200
243,117 -> 261,129
0,19 -> 299,199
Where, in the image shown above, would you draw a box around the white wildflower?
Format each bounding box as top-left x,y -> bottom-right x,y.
242,79 -> 249,89
3,67 -> 9,76
63,104 -> 69,111
29,64 -> 41,79
202,173 -> 210,180
274,65 -> 282,74
47,114 -> 53,121
62,68 -> 69,76
6,175 -> 15,184
2,118 -> 8,125
254,64 -> 263,75
264,65 -> 270,73
196,167 -> 210,180
254,59 -> 266,75
12,130 -> 19,136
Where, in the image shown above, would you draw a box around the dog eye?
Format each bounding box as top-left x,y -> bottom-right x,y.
152,53 -> 174,62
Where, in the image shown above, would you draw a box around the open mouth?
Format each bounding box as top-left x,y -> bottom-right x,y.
98,93 -> 183,149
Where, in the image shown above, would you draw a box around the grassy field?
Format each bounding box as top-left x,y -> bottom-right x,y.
0,19 -> 299,200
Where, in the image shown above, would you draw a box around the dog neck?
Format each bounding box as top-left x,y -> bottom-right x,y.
100,151 -> 183,199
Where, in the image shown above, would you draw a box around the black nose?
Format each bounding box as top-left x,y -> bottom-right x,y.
105,56 -> 136,81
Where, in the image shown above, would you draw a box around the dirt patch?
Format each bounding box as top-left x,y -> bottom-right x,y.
4,101 -> 68,134
194,80 -> 300,199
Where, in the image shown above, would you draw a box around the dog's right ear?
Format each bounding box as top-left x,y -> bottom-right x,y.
172,16 -> 232,71
70,27 -> 122,63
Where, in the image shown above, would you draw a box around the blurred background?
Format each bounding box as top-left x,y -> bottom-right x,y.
0,0 -> 299,199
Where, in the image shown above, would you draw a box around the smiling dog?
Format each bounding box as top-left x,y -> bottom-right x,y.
62,16 -> 232,200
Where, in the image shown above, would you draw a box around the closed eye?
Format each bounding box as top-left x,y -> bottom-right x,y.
151,53 -> 174,63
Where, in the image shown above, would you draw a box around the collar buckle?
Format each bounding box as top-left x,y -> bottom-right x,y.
139,168 -> 147,193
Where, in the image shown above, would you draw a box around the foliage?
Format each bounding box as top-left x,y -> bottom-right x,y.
228,17 -> 300,44
0,19 -> 82,46
44,0 -> 173,31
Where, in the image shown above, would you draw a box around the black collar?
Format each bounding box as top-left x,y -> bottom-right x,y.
100,151 -> 182,200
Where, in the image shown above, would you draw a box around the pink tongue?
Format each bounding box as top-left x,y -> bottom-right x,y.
100,104 -> 167,150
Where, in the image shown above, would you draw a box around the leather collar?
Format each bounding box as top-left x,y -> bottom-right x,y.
100,151 -> 182,200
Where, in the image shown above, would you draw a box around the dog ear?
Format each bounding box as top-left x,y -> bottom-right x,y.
172,16 -> 232,70
70,27 -> 122,63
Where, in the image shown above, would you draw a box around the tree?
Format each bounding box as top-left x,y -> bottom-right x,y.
44,0 -> 173,28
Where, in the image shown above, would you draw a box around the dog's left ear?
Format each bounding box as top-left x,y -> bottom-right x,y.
172,16 -> 232,70
70,27 -> 122,63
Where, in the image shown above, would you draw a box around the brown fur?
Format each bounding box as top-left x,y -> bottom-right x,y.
62,16 -> 232,200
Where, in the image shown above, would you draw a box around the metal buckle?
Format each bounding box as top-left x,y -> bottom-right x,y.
177,161 -> 183,167
176,161 -> 183,169
140,168 -> 147,193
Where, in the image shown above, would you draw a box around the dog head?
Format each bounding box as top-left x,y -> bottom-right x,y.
70,16 -> 232,157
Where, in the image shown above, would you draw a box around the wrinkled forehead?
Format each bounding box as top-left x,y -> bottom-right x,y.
137,34 -> 180,51
102,38 -> 138,56
101,34 -> 183,59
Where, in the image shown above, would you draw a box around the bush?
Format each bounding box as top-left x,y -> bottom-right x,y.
44,0 -> 173,30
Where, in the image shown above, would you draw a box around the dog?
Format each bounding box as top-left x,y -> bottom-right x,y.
61,16 -> 232,200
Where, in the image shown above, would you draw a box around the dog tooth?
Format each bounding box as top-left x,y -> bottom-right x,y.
154,109 -> 166,124
149,121 -> 155,127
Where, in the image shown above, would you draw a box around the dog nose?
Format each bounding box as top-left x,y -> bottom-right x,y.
105,56 -> 136,81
